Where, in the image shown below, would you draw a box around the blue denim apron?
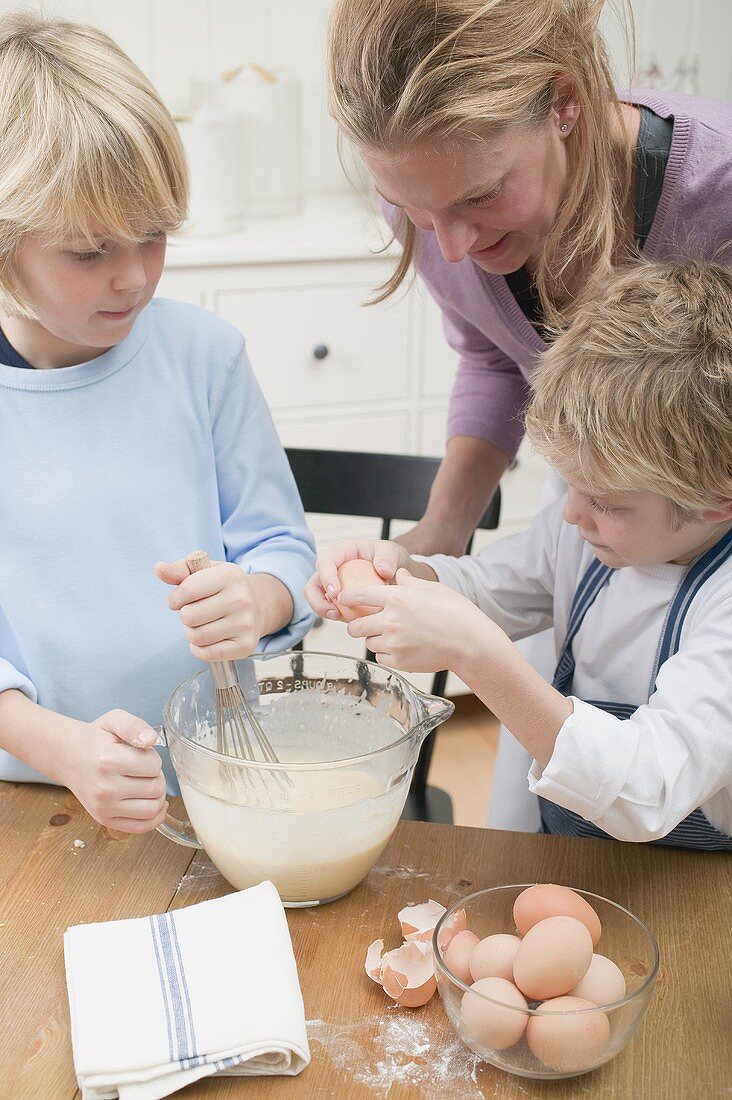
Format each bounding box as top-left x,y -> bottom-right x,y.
539,527 -> 732,850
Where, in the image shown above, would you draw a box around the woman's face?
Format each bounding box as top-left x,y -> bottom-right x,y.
361,118 -> 572,274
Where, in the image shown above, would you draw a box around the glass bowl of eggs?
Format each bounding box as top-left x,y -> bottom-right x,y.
432,883 -> 659,1080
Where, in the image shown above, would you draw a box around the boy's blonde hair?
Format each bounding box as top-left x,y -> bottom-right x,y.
525,260 -> 732,522
0,12 -> 188,315
327,0 -> 634,323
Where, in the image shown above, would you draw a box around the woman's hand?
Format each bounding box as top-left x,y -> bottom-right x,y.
156,560 -> 264,661
304,538 -> 416,620
338,568 -> 510,674
63,710 -> 168,833
393,518 -> 470,558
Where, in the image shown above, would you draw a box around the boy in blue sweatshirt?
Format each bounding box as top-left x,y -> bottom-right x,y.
0,13 -> 315,832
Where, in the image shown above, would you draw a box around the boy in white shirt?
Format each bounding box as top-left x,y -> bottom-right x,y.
0,15 -> 315,833
306,260 -> 732,849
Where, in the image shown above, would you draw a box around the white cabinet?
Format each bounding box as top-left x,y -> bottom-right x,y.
159,197 -> 548,532
216,279 -> 412,411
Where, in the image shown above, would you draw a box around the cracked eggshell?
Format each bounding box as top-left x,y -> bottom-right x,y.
436,907 -> 468,951
380,940 -> 437,1007
398,899 -> 447,943
365,939 -> 385,983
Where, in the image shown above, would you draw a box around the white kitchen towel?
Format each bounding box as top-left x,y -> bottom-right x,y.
64,880 -> 310,1100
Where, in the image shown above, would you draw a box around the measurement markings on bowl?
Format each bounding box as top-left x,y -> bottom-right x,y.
260,676 -> 339,693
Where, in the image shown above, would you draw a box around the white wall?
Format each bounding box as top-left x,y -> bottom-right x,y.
0,0 -> 730,197
600,0 -> 732,100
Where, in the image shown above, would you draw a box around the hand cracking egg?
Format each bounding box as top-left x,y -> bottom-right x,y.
335,559 -> 387,622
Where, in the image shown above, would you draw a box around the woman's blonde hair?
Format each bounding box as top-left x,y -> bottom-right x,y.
525,260 -> 732,522
0,11 -> 188,315
327,0 -> 633,323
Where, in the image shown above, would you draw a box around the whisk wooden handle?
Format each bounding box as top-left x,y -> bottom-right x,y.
186,550 -> 211,574
184,550 -> 237,691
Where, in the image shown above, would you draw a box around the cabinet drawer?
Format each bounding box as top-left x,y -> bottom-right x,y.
275,411 -> 409,453
216,284 -> 412,411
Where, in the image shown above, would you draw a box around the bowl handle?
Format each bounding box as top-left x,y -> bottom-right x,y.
154,728 -> 202,849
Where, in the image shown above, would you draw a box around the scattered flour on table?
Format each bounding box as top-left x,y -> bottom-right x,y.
307,1013 -> 484,1097
368,864 -> 431,881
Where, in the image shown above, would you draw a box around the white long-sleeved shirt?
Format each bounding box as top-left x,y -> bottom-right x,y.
427,500 -> 732,842
0,298 -> 315,782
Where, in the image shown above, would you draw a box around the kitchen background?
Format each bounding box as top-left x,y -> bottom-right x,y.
1,0 -> 728,195
3,0 -> 730,695
2,0 -> 729,194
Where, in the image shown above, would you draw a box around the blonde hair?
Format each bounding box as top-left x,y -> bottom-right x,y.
0,11 -> 188,315
525,260 -> 732,522
327,0 -> 633,322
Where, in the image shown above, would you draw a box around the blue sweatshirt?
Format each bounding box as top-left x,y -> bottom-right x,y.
0,298 -> 315,781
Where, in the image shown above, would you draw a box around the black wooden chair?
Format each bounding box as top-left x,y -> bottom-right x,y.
286,446 -> 501,825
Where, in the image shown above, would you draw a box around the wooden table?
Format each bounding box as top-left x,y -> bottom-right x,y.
1,784 -> 730,1099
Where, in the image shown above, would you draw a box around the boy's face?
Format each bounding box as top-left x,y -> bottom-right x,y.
561,475 -> 729,567
9,229 -> 166,359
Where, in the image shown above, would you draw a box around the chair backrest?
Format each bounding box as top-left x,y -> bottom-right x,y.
285,447 -> 500,540
284,447 -> 502,824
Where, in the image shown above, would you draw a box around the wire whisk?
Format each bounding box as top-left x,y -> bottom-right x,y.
185,551 -> 293,792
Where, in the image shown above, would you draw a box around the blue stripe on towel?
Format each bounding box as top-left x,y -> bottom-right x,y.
167,913 -> 203,1070
213,1055 -> 247,1072
149,913 -> 205,1069
149,916 -> 175,1064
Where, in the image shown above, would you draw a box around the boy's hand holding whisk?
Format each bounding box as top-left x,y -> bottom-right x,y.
156,559 -> 293,661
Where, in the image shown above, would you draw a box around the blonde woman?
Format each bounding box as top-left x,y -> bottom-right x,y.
326,0 -> 732,828
0,14 -> 315,831
307,260 -> 732,849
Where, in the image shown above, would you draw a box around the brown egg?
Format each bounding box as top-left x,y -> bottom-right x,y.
443,930 -> 480,984
469,934 -> 521,983
513,884 -> 602,946
526,996 -> 611,1073
513,916 -> 593,1000
436,907 -> 468,952
460,977 -> 529,1051
568,953 -> 626,1006
335,559 -> 387,622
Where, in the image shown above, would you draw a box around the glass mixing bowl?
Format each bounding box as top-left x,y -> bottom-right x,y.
156,650 -> 453,906
433,885 -> 659,1080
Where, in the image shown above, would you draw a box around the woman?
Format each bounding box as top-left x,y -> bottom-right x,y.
326,0 -> 732,827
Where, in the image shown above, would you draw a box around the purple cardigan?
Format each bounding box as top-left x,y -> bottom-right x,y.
385,90 -> 732,460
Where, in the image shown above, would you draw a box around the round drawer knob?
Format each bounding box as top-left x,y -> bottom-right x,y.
312,344 -> 330,360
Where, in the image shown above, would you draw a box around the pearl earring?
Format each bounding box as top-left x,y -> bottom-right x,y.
559,123 -> 569,132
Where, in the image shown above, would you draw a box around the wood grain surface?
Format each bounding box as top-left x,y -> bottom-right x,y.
1,784 -> 730,1099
